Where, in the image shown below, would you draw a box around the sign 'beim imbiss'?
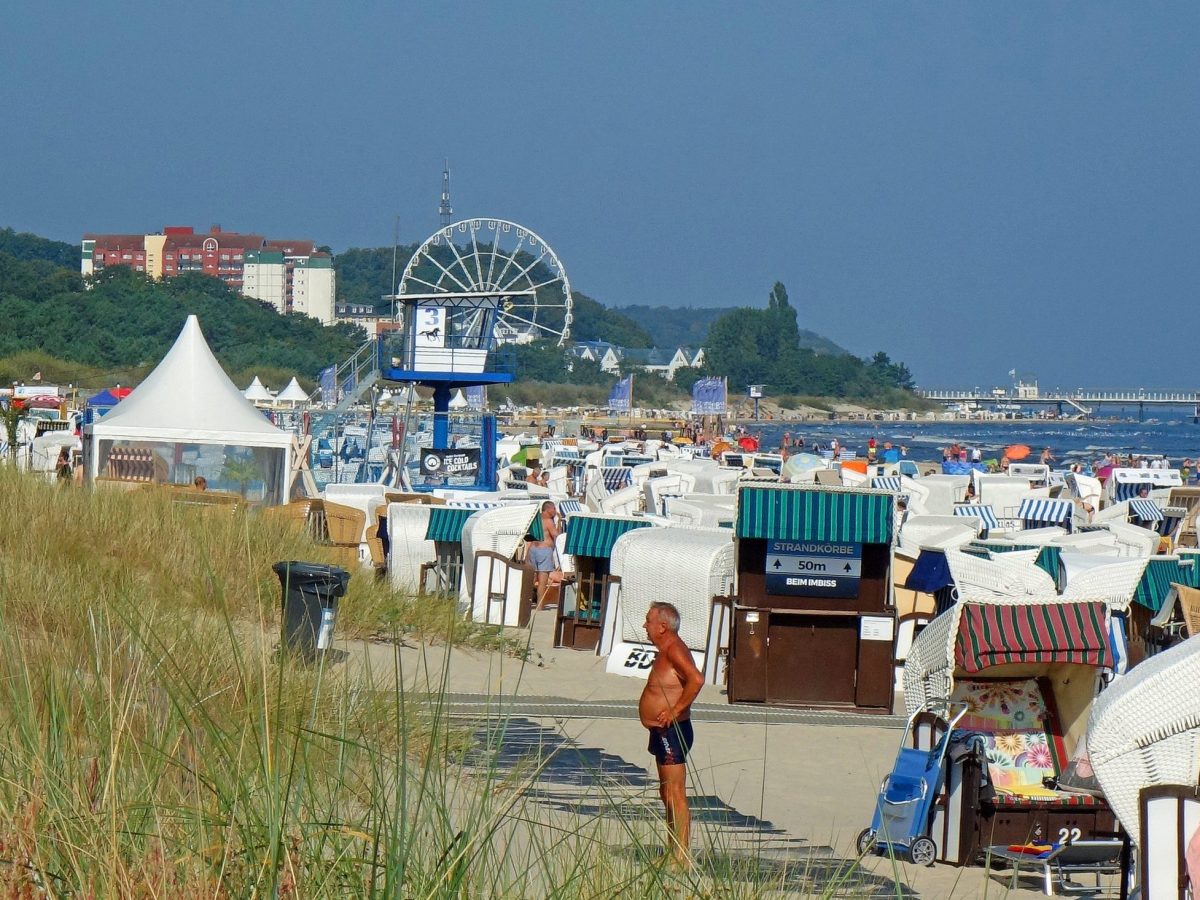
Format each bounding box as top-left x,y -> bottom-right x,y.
764,539 -> 862,598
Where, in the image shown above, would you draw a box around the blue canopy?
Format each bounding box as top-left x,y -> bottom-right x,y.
86,389 -> 120,408
905,550 -> 953,593
941,460 -> 986,475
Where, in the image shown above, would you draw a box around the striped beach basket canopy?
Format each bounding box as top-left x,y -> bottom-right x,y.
564,513 -> 653,559
1128,498 -> 1164,522
953,503 -> 1000,532
600,466 -> 633,493
735,482 -> 894,544
904,593 -> 1115,718
1018,498 -> 1074,530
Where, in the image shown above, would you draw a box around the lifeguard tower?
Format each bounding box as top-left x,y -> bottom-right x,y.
379,290 -> 516,490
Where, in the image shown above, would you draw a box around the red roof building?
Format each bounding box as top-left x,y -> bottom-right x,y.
81,226 -> 335,324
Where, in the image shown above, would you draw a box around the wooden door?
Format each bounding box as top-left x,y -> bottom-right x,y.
766,615 -> 857,705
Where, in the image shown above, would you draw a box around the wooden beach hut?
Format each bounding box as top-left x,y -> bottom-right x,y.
726,482 -> 897,712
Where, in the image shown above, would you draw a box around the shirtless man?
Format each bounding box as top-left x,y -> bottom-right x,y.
639,602 -> 705,865
530,500 -> 560,609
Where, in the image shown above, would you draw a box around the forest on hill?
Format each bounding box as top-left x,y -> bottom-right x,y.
0,227 -> 921,407
0,229 -> 360,391
613,303 -> 848,357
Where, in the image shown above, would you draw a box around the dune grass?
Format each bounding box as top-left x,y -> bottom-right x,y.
0,467 -> 902,897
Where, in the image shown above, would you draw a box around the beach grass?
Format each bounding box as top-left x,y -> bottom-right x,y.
0,467 -> 912,897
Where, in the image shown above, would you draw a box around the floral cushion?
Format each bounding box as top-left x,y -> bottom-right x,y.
951,678 -> 1058,797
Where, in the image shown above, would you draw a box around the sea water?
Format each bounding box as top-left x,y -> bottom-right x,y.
746,419 -> 1200,465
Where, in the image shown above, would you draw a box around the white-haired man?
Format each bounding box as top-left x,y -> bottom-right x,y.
639,601 -> 704,865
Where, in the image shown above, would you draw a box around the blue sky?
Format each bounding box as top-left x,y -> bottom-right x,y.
2,3 -> 1197,389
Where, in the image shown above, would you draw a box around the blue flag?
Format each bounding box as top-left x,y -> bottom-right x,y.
608,376 -> 632,413
465,385 -> 487,411
691,377 -> 726,414
319,365 -> 337,402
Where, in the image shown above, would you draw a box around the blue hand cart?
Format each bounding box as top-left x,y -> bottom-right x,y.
857,702 -> 968,867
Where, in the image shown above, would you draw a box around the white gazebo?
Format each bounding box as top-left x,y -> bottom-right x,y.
87,315 -> 293,503
448,389 -> 469,410
243,376 -> 273,403
275,377 -> 309,406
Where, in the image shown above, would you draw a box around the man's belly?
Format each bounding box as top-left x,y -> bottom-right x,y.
639,682 -> 683,728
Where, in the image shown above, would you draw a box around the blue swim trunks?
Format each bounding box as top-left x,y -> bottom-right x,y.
647,719 -> 694,766
528,545 -> 556,572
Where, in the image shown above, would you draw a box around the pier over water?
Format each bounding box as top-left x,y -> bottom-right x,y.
918,388 -> 1200,421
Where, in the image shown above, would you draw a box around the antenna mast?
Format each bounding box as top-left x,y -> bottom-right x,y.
439,160 -> 453,227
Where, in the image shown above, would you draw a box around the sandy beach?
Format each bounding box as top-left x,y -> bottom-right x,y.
337,612 -> 1088,898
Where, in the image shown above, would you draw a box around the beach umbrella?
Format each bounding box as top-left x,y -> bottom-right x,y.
738,436 -> 759,452
671,436 -> 693,445
1004,444 -> 1031,460
711,440 -> 734,457
781,452 -> 826,480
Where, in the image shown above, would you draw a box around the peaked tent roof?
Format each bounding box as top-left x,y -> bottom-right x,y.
449,389 -> 468,409
243,376 -> 273,402
276,377 -> 309,403
91,315 -> 292,447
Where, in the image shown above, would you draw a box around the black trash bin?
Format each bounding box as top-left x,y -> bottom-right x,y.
272,562 -> 350,659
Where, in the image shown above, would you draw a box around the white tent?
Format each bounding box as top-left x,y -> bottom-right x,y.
244,376 -> 273,402
88,315 -> 293,503
276,377 -> 309,405
449,389 -> 469,410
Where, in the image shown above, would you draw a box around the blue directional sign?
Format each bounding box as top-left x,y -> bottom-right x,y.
765,539 -> 862,598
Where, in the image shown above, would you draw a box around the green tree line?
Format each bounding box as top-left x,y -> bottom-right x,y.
702,282 -> 914,402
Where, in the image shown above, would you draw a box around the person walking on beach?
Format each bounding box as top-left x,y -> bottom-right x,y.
530,500 -> 561,609
640,602 -> 705,866
56,447 -> 72,483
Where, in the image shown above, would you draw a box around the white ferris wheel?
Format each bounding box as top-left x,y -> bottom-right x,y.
398,218 -> 573,346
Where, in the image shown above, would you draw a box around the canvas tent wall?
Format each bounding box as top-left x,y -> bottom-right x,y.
88,315 -> 292,503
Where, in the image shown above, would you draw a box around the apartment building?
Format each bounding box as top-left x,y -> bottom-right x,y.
81,225 -> 335,324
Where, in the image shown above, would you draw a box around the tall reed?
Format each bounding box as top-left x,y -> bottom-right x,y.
0,469 -> 885,896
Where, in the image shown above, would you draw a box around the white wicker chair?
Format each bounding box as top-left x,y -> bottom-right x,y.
460,503 -> 539,605
609,525 -> 734,654
942,548 -> 1046,602
386,503 -> 435,592
1061,558 -> 1149,612
598,483 -> 642,516
988,552 -> 1057,594
664,494 -> 735,528
898,515 -> 979,557
1105,521 -> 1161,558
1088,634 -> 1200,852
